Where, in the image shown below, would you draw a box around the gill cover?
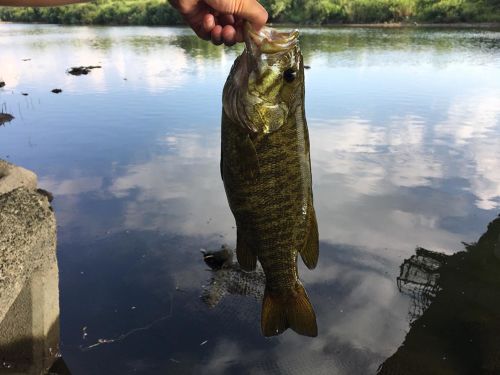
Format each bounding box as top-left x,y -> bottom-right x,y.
223,23 -> 301,135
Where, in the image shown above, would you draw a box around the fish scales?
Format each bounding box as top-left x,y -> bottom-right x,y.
221,24 -> 319,337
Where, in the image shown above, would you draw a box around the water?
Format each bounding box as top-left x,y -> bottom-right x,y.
1,23 -> 500,374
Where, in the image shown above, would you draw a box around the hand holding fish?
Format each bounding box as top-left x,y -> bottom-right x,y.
169,0 -> 268,46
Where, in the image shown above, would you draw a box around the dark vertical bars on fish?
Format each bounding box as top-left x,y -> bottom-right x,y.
220,23 -> 319,337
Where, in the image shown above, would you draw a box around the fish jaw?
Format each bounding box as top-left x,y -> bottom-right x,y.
222,24 -> 303,135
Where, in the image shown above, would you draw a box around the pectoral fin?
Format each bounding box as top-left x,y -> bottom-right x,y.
299,204 -> 319,269
236,228 -> 257,271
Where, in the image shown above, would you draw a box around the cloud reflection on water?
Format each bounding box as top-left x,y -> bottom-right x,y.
2,24 -> 500,374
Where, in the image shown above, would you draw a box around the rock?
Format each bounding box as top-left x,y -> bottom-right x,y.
0,159 -> 38,195
0,113 -> 14,126
67,65 -> 102,76
200,246 -> 265,308
201,245 -> 233,270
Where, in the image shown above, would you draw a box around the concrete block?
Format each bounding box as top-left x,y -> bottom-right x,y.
0,160 -> 60,374
0,160 -> 37,196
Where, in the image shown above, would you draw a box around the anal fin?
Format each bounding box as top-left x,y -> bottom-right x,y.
236,228 -> 257,271
300,204 -> 319,269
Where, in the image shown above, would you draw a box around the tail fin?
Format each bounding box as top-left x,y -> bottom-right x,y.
261,282 -> 317,337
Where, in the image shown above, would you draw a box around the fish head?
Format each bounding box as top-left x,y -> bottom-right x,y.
223,23 -> 303,134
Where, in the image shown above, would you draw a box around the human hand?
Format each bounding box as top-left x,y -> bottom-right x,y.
169,0 -> 268,46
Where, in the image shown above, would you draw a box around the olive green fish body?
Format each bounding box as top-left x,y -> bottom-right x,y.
221,25 -> 319,337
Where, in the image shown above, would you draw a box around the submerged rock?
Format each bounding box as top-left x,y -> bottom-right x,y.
67,65 -> 101,76
201,246 -> 265,308
0,113 -> 14,126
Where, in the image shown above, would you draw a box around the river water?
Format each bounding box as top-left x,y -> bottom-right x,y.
1,23 -> 500,374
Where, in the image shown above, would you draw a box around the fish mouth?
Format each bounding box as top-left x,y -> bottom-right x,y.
245,23 -> 299,54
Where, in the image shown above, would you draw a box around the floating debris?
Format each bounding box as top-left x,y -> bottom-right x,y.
200,340 -> 208,346
0,81 -> 5,88
21,93 -> 28,96
304,65 -> 311,69
67,65 -> 102,76
22,58 -> 31,61
80,293 -> 174,351
51,88 -> 62,94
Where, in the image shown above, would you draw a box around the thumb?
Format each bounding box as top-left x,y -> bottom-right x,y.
207,0 -> 268,29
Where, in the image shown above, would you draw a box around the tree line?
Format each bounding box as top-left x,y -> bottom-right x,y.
0,0 -> 499,25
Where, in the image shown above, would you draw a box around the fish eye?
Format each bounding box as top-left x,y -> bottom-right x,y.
283,68 -> 296,83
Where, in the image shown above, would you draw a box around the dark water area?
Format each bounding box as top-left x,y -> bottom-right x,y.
1,24 -> 500,374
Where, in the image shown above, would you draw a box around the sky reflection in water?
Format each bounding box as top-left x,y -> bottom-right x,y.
1,24 -> 500,374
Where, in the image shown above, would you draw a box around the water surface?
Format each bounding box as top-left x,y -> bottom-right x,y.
1,24 -> 500,374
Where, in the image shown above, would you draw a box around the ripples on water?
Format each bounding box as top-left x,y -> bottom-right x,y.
0,24 -> 499,374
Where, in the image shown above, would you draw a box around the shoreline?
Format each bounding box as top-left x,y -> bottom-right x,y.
1,20 -> 500,29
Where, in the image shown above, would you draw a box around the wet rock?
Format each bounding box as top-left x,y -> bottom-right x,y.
67,65 -> 102,76
0,113 -> 14,126
51,88 -> 62,94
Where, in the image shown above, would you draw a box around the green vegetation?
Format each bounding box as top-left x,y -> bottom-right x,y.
0,0 -> 499,25
0,0 -> 182,25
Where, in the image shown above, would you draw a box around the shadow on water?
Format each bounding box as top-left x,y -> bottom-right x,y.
378,214 -> 500,374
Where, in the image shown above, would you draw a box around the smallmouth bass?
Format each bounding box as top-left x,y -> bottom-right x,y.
221,24 -> 319,337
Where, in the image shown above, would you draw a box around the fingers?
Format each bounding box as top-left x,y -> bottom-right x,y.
210,25 -> 237,46
219,14 -> 235,26
211,25 -> 223,45
183,0 -> 269,46
202,13 -> 215,34
207,0 -> 268,30
221,25 -> 237,46
236,0 -> 268,30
